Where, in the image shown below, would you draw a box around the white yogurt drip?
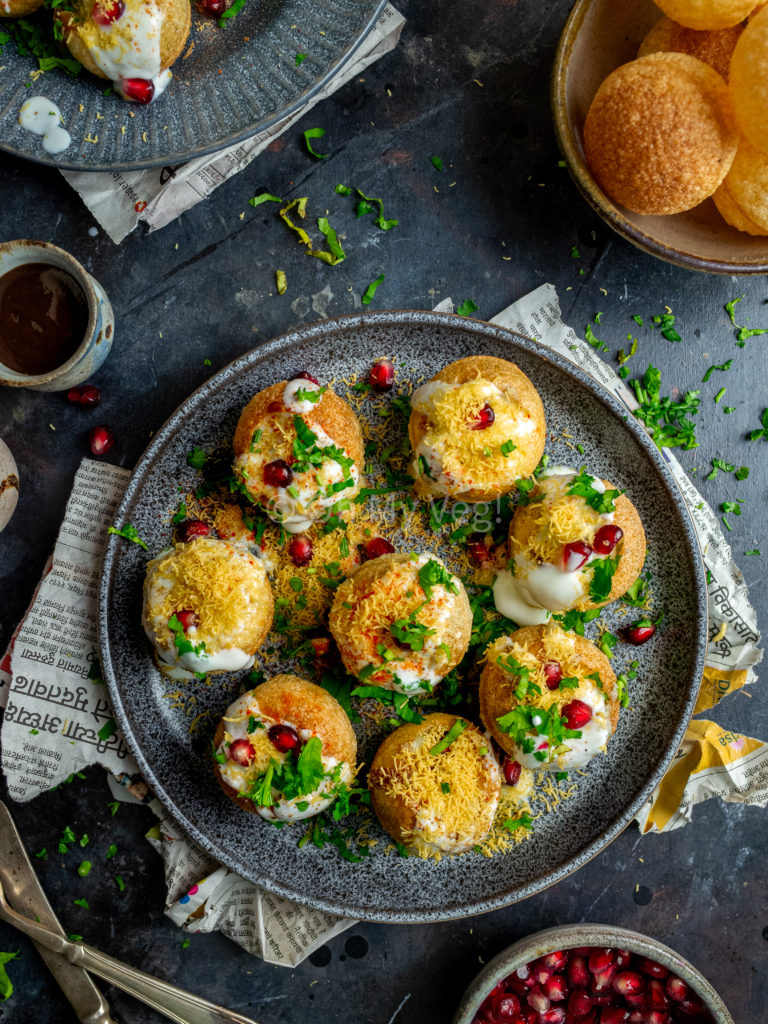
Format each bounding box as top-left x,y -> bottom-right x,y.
18,98 -> 71,155
86,0 -> 167,101
492,570 -> 550,627
157,644 -> 254,679
282,378 -> 322,414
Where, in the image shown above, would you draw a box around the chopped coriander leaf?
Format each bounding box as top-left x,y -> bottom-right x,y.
362,274 -> 385,305
168,614 -> 206,658
440,781 -> 451,794
307,217 -> 345,265
705,457 -> 736,481
748,408 -> 768,442
616,674 -> 630,708
431,155 -> 443,171
622,576 -> 649,608
724,295 -> 768,342
391,608 -> 436,651
722,516 -> 732,532
502,812 -> 533,832
553,607 -> 601,635
181,938 -> 191,949
617,336 -> 638,365
107,523 -> 148,550
651,311 -> 681,342
702,359 -> 732,383
571,246 -> 579,258
631,364 -> 700,450
107,801 -> 119,816
35,848 -> 47,859
632,314 -> 644,327
584,324 -> 607,351
567,468 -> 621,513
295,52 -> 307,65
721,500 -> 743,516
0,950 -> 20,1003
115,875 -> 125,892
589,556 -> 620,604
106,844 -> 117,860
500,439 -> 517,457
354,188 -> 398,230
334,183 -> 353,195
351,685 -> 423,724
186,446 -> 207,470
418,559 -> 458,600
77,861 -> 91,877
746,549 -> 761,556
429,719 -> 468,755
249,193 -> 282,207
599,631 -> 617,659
97,719 -> 117,741
79,834 -> 89,848
275,269 -> 287,294
73,898 -> 90,909
714,387 -> 726,404
456,299 -> 478,317
217,0 -> 246,25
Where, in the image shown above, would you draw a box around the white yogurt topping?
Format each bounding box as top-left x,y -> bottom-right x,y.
492,570 -> 550,627
19,98 -> 72,155
513,680 -> 611,772
282,378 -> 323,414
85,0 -> 164,98
157,643 -> 254,679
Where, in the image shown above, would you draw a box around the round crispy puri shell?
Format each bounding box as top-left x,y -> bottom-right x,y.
478,626 -> 619,759
730,7 -> 768,156
368,713 -> 492,846
0,0 -> 43,17
508,483 -> 646,609
408,355 -> 546,503
654,0 -> 759,30
58,0 -> 191,80
233,381 -> 365,471
638,16 -> 744,78
584,52 -> 737,215
214,674 -> 357,815
713,181 -> 768,233
329,553 -> 473,682
718,137 -> 768,230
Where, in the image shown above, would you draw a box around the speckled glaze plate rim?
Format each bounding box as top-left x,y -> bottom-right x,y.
99,309 -> 708,923
0,0 -> 387,172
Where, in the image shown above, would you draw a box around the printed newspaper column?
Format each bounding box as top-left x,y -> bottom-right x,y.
1,459 -> 137,800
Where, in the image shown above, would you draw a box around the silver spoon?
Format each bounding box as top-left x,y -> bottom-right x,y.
0,876 -> 259,1024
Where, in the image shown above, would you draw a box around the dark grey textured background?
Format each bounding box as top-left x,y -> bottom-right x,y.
0,0 -> 766,1021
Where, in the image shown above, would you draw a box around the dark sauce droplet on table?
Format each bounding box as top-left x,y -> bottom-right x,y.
762,925 -> 768,941
0,263 -> 87,375
633,884 -> 653,906
344,935 -> 368,959
309,945 -> 332,967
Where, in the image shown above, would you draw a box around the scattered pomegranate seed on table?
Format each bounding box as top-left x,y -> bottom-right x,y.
288,534 -> 313,566
263,459 -> 293,487
67,384 -> 101,407
562,539 -> 592,571
562,699 -> 592,730
88,425 -> 114,456
593,523 -> 623,554
227,738 -> 254,765
121,77 -> 155,104
267,723 -> 301,754
625,621 -> 656,646
502,757 -> 521,786
364,536 -> 395,559
92,0 -> 124,24
174,609 -> 199,630
177,519 -> 211,542
369,358 -> 395,391
543,661 -> 563,690
470,401 -> 495,430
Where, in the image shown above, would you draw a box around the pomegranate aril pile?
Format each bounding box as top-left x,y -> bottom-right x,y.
470,947 -> 714,1024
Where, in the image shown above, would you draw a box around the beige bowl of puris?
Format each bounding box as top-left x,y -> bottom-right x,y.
368,713 -> 502,857
493,465 -> 646,626
329,552 -> 472,696
479,623 -> 619,773
407,355 -> 546,503
233,374 -> 364,533
213,674 -> 357,821
142,535 -> 273,679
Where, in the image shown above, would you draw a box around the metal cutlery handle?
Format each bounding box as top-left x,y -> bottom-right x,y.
0,899 -> 256,1024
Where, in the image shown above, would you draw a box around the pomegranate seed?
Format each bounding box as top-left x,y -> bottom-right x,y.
665,977 -> 689,1004
543,976 -> 567,1002
647,1013 -> 671,1024
267,723 -> 301,754
467,533 -> 491,565
506,974 -> 530,997
175,609 -> 199,631
526,986 -> 550,1013
637,958 -> 668,981
263,459 -> 293,488
121,77 -> 155,104
519,1012 -> 540,1024
568,990 -> 593,1017
199,0 -> 225,14
622,993 -> 646,1011
178,519 -> 211,542
491,993 -> 521,1022
647,980 -> 668,1010
503,757 -> 522,786
568,958 -> 590,989
613,973 -> 644,998
89,425 -> 114,456
539,1011 -> 565,1024
598,1010 -> 628,1024
92,0 -> 124,23
590,964 -> 617,992
296,370 -> 320,385
562,540 -> 592,571
364,536 -> 395,559
625,621 -> 656,646
532,963 -> 553,986
542,951 -> 568,972
369,358 -> 395,392
615,951 -> 632,968
589,992 -> 613,1006
227,738 -> 254,765
471,401 -> 495,430
627,1015 -> 645,1024
562,699 -> 592,730
288,534 -> 313,566
543,661 -> 563,690
310,637 -> 331,658
67,384 -> 101,407
592,524 -> 623,555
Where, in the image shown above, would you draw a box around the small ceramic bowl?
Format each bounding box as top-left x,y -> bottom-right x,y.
552,0 -> 768,274
453,923 -> 735,1024
0,438 -> 19,533
0,240 -> 114,391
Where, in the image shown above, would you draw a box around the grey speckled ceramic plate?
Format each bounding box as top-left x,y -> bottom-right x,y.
0,0 -> 386,171
99,311 -> 707,923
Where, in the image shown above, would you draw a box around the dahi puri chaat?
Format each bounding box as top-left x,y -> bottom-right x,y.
56,0 -> 191,104
493,466 -> 646,626
233,374 -> 364,534
368,714 -> 502,857
408,355 -> 546,502
213,675 -> 357,822
479,624 -> 619,773
142,535 -> 273,679
1,0 -> 43,18
328,552 -> 472,696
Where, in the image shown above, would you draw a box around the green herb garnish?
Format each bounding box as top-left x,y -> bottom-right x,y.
567,468 -> 621,514
429,719 -> 468,755
589,556 -> 620,604
418,559 -> 458,600
107,524 -> 148,550
502,813 -> 533,832
362,274 -> 385,305
249,193 -> 282,207
456,299 -> 478,317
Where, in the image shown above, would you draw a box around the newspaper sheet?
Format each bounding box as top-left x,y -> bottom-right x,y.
2,284 -> 765,965
61,5 -> 405,245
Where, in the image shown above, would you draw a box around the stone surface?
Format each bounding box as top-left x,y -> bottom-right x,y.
0,0 -> 766,1020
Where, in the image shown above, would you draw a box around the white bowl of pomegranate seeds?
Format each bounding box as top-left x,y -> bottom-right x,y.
453,924 -> 734,1024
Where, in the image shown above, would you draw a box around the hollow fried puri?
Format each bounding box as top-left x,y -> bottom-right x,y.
638,16 -> 744,78
654,0 -> 759,30
233,381 -> 365,473
584,53 -> 737,215
214,675 -> 357,815
730,7 -> 768,157
408,355 -> 546,503
713,181 -> 768,234
57,0 -> 191,80
478,626 -> 619,760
